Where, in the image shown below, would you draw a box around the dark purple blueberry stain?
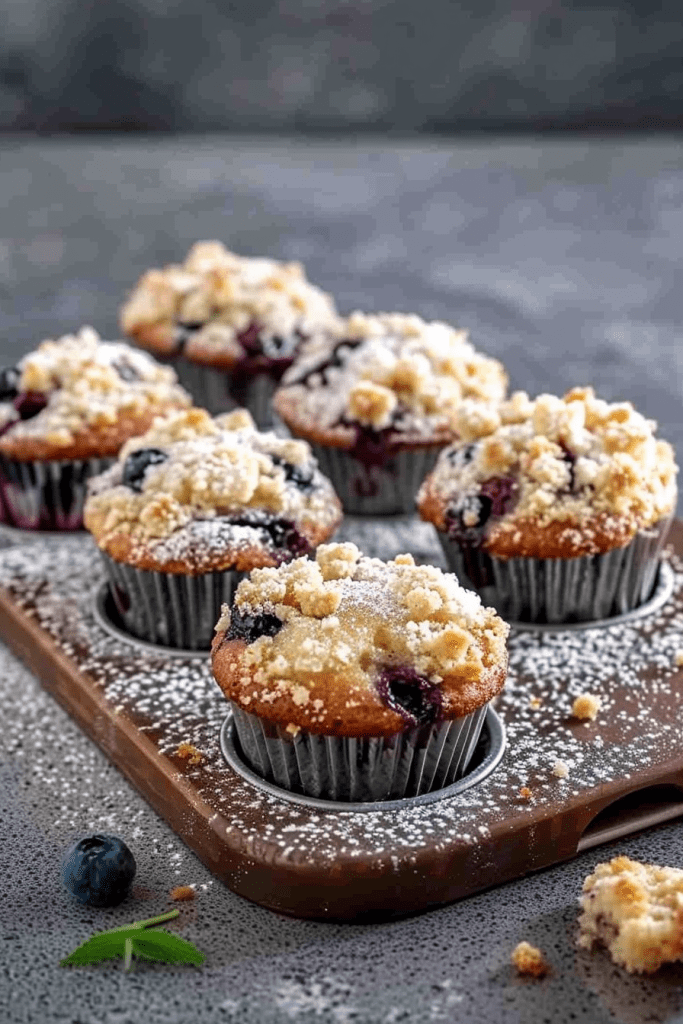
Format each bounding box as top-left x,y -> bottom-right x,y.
445,475 -> 517,587
223,511 -> 311,561
285,336 -> 363,387
112,358 -> 140,382
173,321 -> 204,355
270,454 -> 315,492
375,666 -> 443,727
228,322 -> 305,404
225,604 -> 283,644
122,448 -> 168,492
559,441 -> 577,492
14,391 -> 48,420
0,367 -> 20,402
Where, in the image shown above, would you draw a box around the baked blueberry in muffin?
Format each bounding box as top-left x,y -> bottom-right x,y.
0,326 -> 190,530
212,543 -> 509,800
85,407 -> 342,648
418,388 -> 678,622
273,311 -> 508,514
120,241 -> 339,427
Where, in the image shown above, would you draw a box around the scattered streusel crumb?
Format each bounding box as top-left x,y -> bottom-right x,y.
675,650 -> 683,667
170,885 -> 196,902
520,786 -> 533,800
176,742 -> 204,765
529,696 -> 543,709
552,760 -> 569,779
511,941 -> 549,978
572,693 -> 602,721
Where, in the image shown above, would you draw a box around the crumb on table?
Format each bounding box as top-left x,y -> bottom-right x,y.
170,885 -> 196,902
520,786 -> 533,800
176,742 -> 203,765
675,650 -> 683,667
552,760 -> 569,779
511,941 -> 549,978
572,693 -> 602,721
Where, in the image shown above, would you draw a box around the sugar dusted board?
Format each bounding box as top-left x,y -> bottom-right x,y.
1,527 -> 683,921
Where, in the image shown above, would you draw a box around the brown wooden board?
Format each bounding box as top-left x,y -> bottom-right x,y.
1,527 -> 683,921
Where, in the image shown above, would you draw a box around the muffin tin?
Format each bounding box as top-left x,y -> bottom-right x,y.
0,526 -> 682,920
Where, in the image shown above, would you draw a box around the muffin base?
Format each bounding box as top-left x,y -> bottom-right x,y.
0,454 -> 114,531
437,515 -> 674,623
99,552 -> 244,649
306,442 -> 442,516
229,702 -> 488,802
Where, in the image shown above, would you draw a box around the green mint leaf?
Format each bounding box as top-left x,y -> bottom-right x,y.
60,909 -> 205,969
129,929 -> 206,966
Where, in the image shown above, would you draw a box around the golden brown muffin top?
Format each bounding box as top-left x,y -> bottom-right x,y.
274,311 -> 508,441
578,856 -> 683,974
120,241 -> 338,362
84,408 -> 342,573
0,327 -> 190,459
419,387 -> 677,550
212,543 -> 509,736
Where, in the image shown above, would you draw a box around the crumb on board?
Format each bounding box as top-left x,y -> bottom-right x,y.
675,650 -> 683,667
176,742 -> 203,765
170,885 -> 196,902
552,760 -> 569,779
529,696 -> 542,709
572,693 -> 602,721
511,941 -> 549,978
520,786 -> 533,800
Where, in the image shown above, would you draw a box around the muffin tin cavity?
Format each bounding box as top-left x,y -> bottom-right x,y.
219,706 -> 506,812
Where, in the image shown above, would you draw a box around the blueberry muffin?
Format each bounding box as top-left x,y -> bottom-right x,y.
85,407 -> 343,649
120,241 -> 339,427
273,311 -> 508,514
417,388 -> 678,622
212,543 -> 509,801
0,326 -> 190,530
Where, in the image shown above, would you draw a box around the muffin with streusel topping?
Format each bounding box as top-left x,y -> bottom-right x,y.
212,543 -> 509,801
120,241 -> 339,427
85,407 -> 343,649
273,311 -> 508,515
417,388 -> 678,623
0,326 -> 190,530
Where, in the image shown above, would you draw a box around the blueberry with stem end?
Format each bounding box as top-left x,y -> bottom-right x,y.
62,834 -> 136,907
122,448 -> 168,492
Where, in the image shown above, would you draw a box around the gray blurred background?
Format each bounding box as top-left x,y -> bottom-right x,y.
0,0 -> 682,134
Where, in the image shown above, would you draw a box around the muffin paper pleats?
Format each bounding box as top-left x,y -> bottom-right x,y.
437,514 -> 674,624
164,358 -> 279,430
305,441 -> 441,516
230,702 -> 488,802
99,552 -> 244,649
0,455 -> 114,531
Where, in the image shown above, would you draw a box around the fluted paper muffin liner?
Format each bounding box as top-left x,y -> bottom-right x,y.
0,454 -> 114,531
305,442 -> 442,516
171,359 -> 279,429
437,514 -> 674,624
99,552 -> 244,650
229,702 -> 489,802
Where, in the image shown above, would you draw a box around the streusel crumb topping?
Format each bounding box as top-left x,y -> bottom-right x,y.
421,387 -> 677,535
84,408 -> 342,571
276,311 -> 508,436
0,327 -> 190,447
214,544 -> 509,730
579,856 -> 683,973
511,942 -> 549,978
120,241 -> 338,355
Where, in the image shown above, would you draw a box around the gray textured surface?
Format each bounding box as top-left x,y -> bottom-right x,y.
1,135 -> 683,1023
1,0 -> 683,132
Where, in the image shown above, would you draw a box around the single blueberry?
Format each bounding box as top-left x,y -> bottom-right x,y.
0,367 -> 20,402
13,391 -> 48,420
226,605 -> 283,643
375,667 -> 443,726
122,448 -> 168,492
61,834 -> 136,907
270,454 -> 314,492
